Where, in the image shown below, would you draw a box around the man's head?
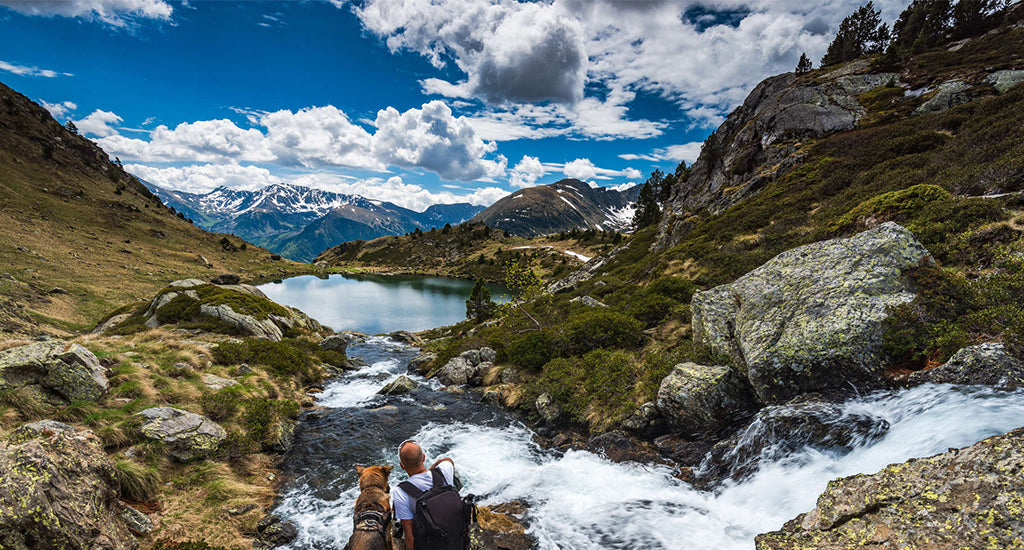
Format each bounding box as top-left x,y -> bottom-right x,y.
399,440 -> 425,472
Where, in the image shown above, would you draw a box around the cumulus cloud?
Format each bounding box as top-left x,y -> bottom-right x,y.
125,163 -> 276,194
371,100 -> 507,181
619,141 -> 704,164
0,0 -> 173,26
310,174 -> 511,211
75,109 -> 123,137
0,60 -> 71,78
97,101 -> 505,182
509,155 -> 547,188
40,100 -> 77,120
560,157 -> 642,181
356,0 -> 587,104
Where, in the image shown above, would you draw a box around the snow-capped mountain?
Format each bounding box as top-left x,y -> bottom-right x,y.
142,181 -> 484,262
471,178 -> 640,237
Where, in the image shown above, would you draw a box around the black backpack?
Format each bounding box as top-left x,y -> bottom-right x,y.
399,469 -> 477,550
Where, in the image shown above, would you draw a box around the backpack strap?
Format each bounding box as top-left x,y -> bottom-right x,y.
430,468 -> 446,487
398,468 -> 446,500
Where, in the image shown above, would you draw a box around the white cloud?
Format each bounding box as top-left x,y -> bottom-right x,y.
356,0 -> 587,105
97,101 -> 506,182
371,100 -> 507,181
40,100 -> 77,120
310,174 -> 511,211
0,60 -> 71,78
509,155 -> 547,188
560,157 -> 641,181
619,141 -> 704,165
0,0 -> 173,26
75,109 -> 123,137
125,163 -> 276,194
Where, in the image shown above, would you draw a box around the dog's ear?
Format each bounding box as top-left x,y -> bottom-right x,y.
354,465 -> 366,475
382,465 -> 393,476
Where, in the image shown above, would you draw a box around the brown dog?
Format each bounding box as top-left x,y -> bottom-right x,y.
346,465 -> 395,550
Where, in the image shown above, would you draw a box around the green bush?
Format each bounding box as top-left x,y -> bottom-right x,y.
213,338 -> 323,385
562,310 -> 644,355
645,276 -> 697,303
114,459 -> 161,502
506,331 -> 557,371
535,349 -> 640,427
200,388 -> 242,421
832,184 -> 951,233
628,294 -> 679,327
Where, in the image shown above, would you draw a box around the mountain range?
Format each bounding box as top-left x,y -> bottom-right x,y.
143,182 -> 485,262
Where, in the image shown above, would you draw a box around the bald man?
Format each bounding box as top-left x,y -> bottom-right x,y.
392,440 -> 456,550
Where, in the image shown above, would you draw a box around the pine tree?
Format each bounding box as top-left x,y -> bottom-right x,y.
64,120 -> 78,134
821,2 -> 890,66
892,0 -> 953,52
465,278 -> 496,323
632,170 -> 664,230
796,53 -> 813,74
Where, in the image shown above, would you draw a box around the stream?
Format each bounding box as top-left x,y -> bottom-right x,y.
273,337 -> 1024,549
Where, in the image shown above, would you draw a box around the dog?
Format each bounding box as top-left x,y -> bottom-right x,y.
345,465 -> 395,550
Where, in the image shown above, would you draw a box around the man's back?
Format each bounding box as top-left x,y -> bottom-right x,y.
392,460 -> 455,522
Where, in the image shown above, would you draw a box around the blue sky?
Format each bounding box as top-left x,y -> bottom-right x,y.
0,0 -> 910,211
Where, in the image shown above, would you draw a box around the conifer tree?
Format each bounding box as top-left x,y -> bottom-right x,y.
465,278 -> 496,323
632,169 -> 664,230
821,2 -> 890,66
796,53 -> 813,74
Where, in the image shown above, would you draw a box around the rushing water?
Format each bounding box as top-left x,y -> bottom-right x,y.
275,337 -> 1024,550
258,274 -> 507,333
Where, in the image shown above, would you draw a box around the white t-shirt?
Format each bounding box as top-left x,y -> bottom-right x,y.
392,461 -> 455,521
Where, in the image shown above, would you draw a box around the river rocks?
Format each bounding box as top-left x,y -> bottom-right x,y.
0,428 -> 137,550
379,375 -> 418,395
985,69 -> 1024,93
407,351 -> 437,374
0,340 -> 108,404
621,402 -> 667,439
437,348 -> 497,386
136,406 -> 226,462
756,426 -> 1024,549
656,363 -> 757,436
210,273 -> 241,285
586,430 -> 660,464
535,393 -> 562,424
470,501 -> 535,550
254,513 -> 299,549
699,398 -> 890,485
201,373 -> 238,390
692,222 -> 932,403
319,334 -> 348,353
480,384 -> 513,407
908,342 -> 1024,389
388,330 -> 423,346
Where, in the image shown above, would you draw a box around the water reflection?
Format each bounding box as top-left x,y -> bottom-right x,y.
258,274 -> 508,333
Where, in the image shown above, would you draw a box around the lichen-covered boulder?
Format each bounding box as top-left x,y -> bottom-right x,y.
621,401 -> 666,439
254,513 -> 298,549
909,342 -> 1024,389
535,393 -> 561,424
985,69 -> 1024,93
0,341 -> 108,404
469,502 -> 535,550
319,334 -> 348,353
656,362 -> 757,436
693,222 -> 932,403
914,80 -> 971,115
408,351 -> 437,375
379,375 -> 418,395
437,356 -> 475,386
0,428 -> 137,550
756,426 -> 1024,549
136,406 -> 226,462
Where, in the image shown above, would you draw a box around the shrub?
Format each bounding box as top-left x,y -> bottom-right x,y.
114,459 -> 161,502
506,331 -> 557,371
562,310 -> 644,355
535,349 -> 641,428
645,276 -> 697,303
628,294 -> 679,327
213,338 -> 322,385
831,184 -> 951,233
200,388 -> 242,421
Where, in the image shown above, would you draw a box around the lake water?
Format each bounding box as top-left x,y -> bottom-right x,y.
258,274 -> 507,334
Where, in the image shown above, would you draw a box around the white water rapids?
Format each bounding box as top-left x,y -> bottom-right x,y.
275,338 -> 1024,549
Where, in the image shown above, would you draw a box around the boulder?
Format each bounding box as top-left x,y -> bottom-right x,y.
913,80 -> 971,115
254,514 -> 299,548
201,373 -> 238,390
198,303 -> 283,341
756,426 -> 1024,549
586,431 -> 659,463
388,330 -> 424,346
11,419 -> 75,442
480,384 -> 513,407
692,222 -> 932,403
168,278 -> 205,288
0,428 -> 137,550
535,393 -> 562,424
210,273 -> 241,285
379,375 -> 418,395
319,334 -> 349,353
479,347 -> 497,363
136,407 -> 226,462
656,363 -> 757,436
908,342 -> 1024,389
620,402 -> 667,439
263,419 -> 296,453
985,69 -> 1024,93
570,295 -> 608,308
437,356 -> 476,386
118,504 -> 153,535
469,502 -> 534,550
699,398 -> 890,485
0,341 -> 108,404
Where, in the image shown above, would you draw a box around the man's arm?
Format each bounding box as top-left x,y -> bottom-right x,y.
402,519 -> 414,550
429,457 -> 453,469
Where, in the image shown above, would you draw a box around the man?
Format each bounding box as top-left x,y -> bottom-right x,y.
392,440 -> 456,550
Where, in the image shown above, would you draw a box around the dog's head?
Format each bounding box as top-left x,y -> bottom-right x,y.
355,465 -> 393,491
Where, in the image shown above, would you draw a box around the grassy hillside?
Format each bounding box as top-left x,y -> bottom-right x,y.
317,222 -> 624,283
425,21 -> 1024,434
0,81 -> 310,336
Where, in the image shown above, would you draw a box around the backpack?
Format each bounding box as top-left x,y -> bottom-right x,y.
398,468 -> 477,550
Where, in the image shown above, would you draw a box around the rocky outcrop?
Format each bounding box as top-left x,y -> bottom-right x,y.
570,295 -> 607,308
469,502 -> 535,550
985,69 -> 1024,93
136,406 -> 226,462
913,80 -> 971,115
198,303 -> 284,341
0,427 -> 137,550
692,223 -> 932,403
388,330 -> 424,346
586,431 -> 660,464
656,363 -> 757,436
437,348 -> 496,386
657,65 -> 901,249
379,375 -> 418,395
0,340 -> 108,404
319,334 -> 348,353
407,352 -> 437,375
254,513 -> 299,549
909,342 -> 1024,389
756,426 -> 1024,549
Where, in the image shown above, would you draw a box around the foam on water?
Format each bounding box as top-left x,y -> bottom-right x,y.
277,342 -> 1024,549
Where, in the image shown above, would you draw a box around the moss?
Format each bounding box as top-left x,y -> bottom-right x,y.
212,338 -> 323,386
562,310 -> 644,355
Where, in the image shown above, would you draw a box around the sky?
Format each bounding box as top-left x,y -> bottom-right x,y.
0,0 -> 911,212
